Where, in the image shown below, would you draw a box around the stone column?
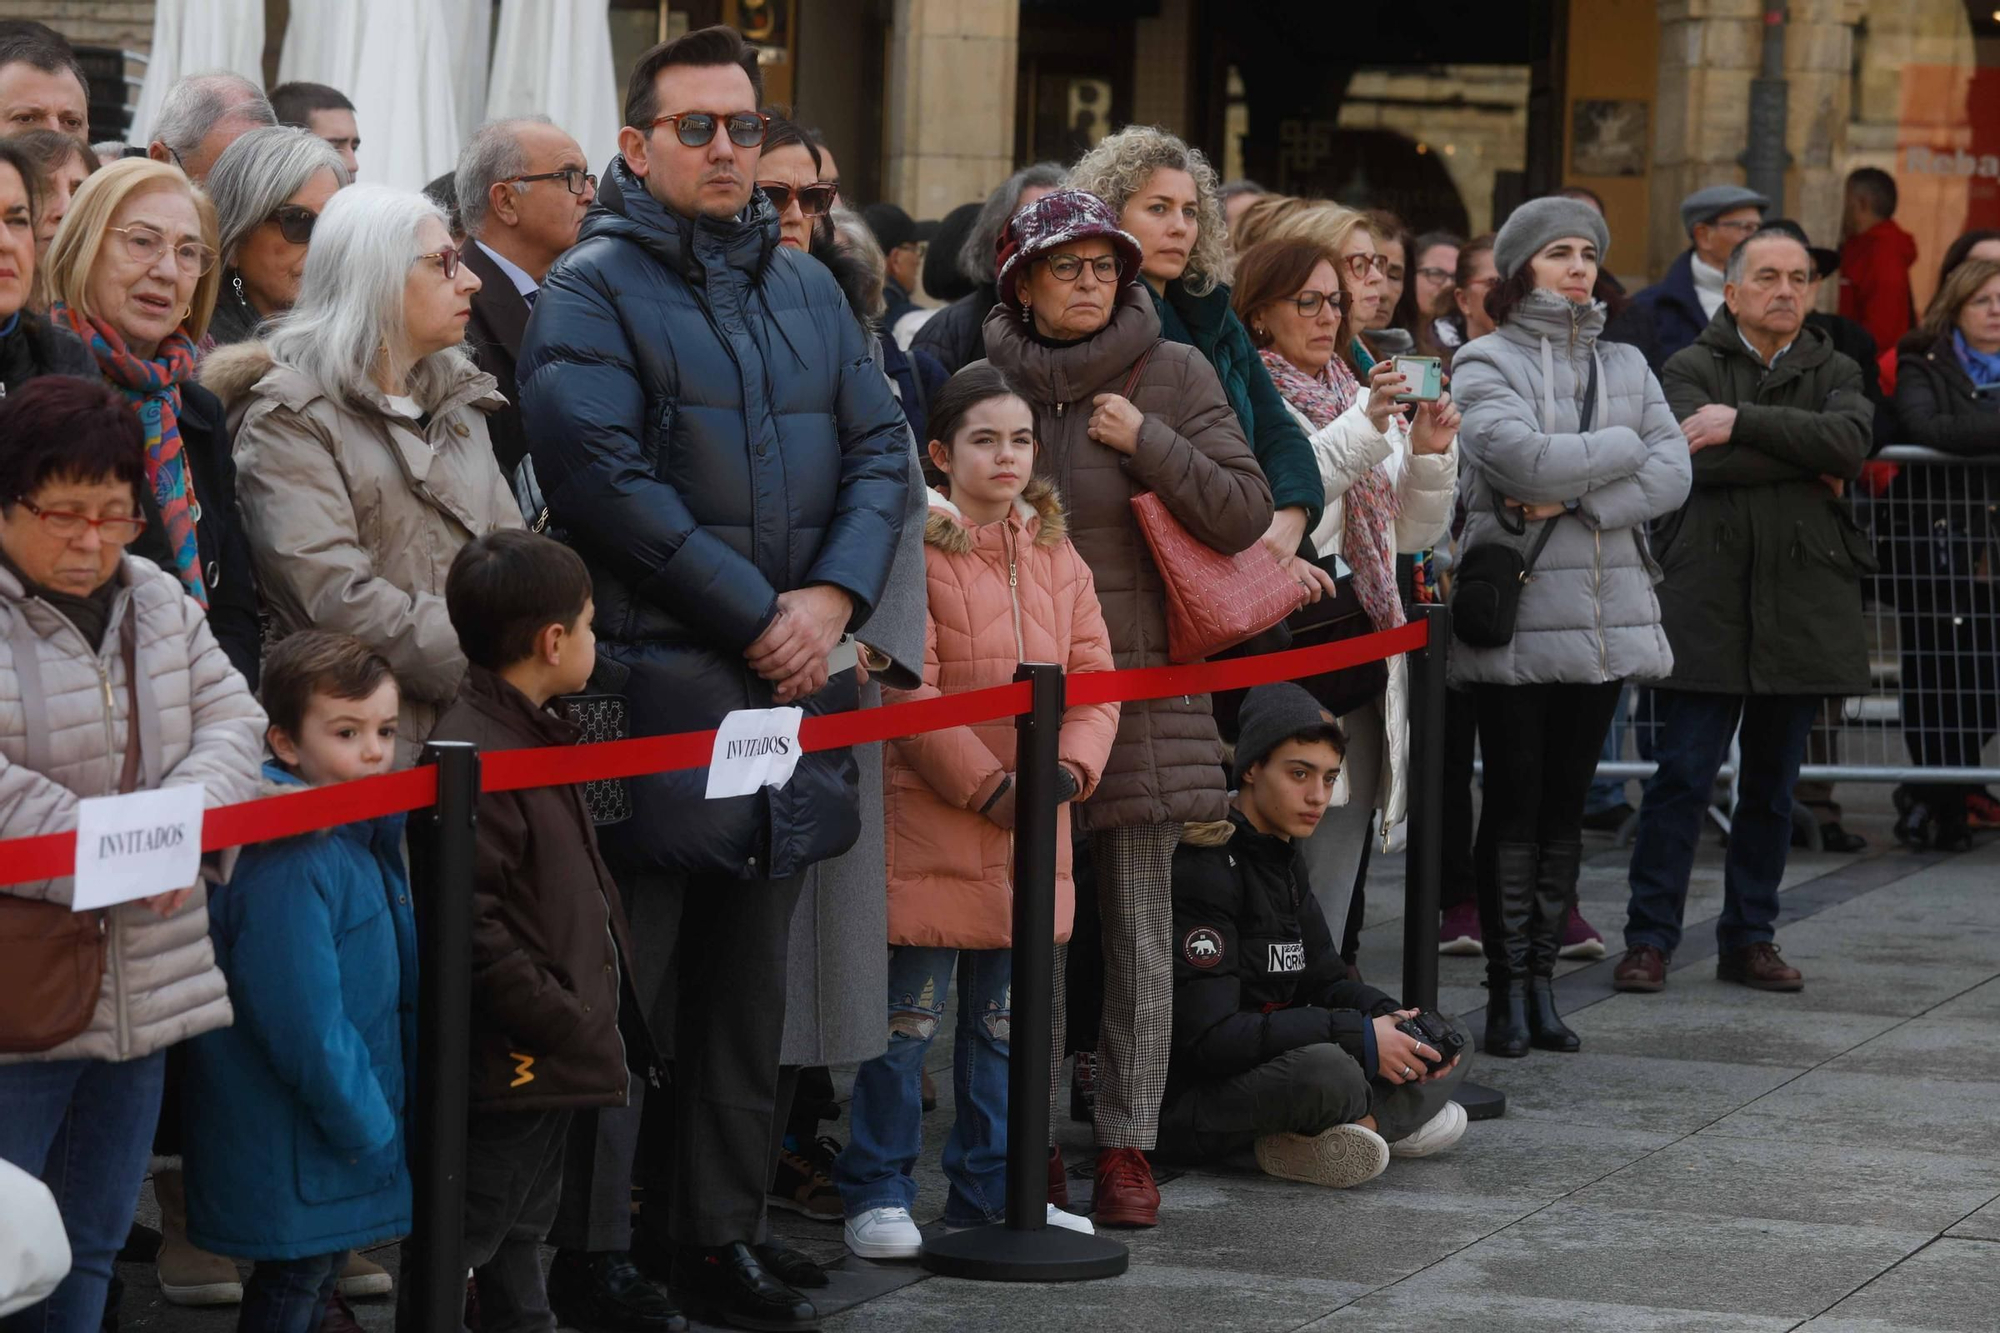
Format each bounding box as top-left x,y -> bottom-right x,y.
884,0 -> 1018,221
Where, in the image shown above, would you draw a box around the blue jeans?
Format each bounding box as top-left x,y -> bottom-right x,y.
1625,689 -> 1819,955
0,1052 -> 167,1333
239,1253 -> 341,1333
835,947 -> 1011,1229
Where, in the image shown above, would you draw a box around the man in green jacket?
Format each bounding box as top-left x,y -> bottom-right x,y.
1614,227 -> 1874,995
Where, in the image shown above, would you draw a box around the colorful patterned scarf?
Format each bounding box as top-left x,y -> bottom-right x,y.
1259,347 -> 1404,632
48,303 -> 206,607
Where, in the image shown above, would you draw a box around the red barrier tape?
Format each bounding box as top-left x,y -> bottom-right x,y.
0,620 -> 1428,888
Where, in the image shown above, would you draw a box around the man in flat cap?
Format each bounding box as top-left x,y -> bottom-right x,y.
1608,184 -> 1769,373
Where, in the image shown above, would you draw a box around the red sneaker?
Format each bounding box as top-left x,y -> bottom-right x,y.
1966,790 -> 2000,830
1093,1148 -> 1160,1228
1047,1146 -> 1069,1209
1438,900 -> 1482,956
1558,905 -> 1607,960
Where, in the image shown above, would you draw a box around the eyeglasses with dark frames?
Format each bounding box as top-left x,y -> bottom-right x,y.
13,496 -> 147,545
506,168 -> 598,197
649,111 -> 771,149
1041,253 -> 1121,283
267,204 -> 318,246
1286,288 -> 1347,318
757,182 -> 837,218
1415,265 -> 1455,285
107,225 -> 218,277
414,245 -> 464,280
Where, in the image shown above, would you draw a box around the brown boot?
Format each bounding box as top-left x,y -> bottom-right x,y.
1717,942 -> 1803,991
153,1168 -> 242,1306
1612,945 -> 1667,993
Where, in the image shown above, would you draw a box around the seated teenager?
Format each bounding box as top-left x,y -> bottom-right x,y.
1160,683 -> 1471,1188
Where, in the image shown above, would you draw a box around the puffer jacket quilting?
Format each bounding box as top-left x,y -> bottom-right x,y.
0,555 -> 266,1065
517,161 -> 911,879
1449,290 -> 1692,687
885,481 -> 1118,950
975,284 -> 1273,829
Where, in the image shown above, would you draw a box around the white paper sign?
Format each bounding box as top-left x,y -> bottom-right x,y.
705,707 -> 806,800
72,784 -> 205,911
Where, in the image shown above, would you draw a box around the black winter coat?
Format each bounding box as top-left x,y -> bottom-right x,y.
1895,333 -> 2000,458
0,308 -> 96,394
912,283 -> 998,376
1168,812 -> 1397,1100
518,162 -> 911,879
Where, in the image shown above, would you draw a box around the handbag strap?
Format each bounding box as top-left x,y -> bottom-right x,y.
117,615 -> 141,795
1122,342 -> 1159,400
1578,351 -> 1600,434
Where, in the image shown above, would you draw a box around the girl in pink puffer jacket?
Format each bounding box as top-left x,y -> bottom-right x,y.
833,365 -> 1117,1257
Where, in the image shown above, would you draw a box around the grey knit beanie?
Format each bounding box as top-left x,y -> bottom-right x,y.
1232,683 -> 1345,784
1493,197 -> 1612,281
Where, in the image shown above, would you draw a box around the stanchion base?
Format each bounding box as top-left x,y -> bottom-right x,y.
1456,1079 -> 1507,1121
920,1223 -> 1129,1282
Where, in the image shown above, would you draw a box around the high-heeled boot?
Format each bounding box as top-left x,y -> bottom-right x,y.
1481,842 -> 1539,1058
1527,840 -> 1583,1052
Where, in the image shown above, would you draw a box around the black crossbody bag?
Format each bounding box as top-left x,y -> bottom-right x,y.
1452,353 -> 1595,649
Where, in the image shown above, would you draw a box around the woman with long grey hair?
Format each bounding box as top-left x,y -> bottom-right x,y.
202,125 -> 348,349
204,184 -> 521,759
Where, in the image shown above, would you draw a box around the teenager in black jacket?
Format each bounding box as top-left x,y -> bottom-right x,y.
1162,684 -> 1471,1188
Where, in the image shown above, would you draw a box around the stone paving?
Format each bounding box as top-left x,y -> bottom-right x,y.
112,795 -> 2000,1331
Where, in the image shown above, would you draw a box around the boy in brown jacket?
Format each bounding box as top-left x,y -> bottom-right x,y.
420,530 -> 664,1332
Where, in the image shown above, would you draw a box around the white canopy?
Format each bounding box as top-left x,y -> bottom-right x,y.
484,0 -> 622,182
130,0 -> 265,148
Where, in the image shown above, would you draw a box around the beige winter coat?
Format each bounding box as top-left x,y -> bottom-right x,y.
204,343 -> 524,762
0,556 -> 266,1065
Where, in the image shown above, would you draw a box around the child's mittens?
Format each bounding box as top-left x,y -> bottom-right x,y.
1054,767 -> 1080,803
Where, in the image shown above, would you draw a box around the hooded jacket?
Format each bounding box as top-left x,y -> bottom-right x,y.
205,343 -> 524,762
885,482 -> 1118,950
1838,218 -> 1919,355
182,765 -> 416,1261
1656,308 -> 1875,695
428,666 -> 658,1113
1167,812 -> 1398,1101
976,283 -> 1273,829
516,160 -> 910,880
0,555 -> 266,1066
1449,290 -> 1692,688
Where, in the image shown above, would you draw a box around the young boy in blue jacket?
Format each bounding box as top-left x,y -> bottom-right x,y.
181,632 -> 415,1331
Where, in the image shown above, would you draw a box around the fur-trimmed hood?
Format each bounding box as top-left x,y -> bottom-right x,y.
923,477 -> 1068,554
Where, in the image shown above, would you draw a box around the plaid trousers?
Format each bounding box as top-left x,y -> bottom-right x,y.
1048,821 -> 1181,1150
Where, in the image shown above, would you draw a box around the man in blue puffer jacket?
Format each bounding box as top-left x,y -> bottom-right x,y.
516,23 -> 908,1332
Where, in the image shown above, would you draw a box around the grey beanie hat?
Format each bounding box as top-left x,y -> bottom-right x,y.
1232,683 -> 1345,784
1679,184 -> 1770,236
1493,197 -> 1611,280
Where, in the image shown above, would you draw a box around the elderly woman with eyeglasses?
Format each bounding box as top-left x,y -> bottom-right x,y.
42,157 -> 264,685
207,184 -> 521,761
202,124 -> 348,350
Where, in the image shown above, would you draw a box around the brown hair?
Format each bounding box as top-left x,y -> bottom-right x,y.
261,631 -> 396,742
623,24 -> 763,131
1231,237 -> 1347,354
447,530 -> 593,671
1915,257 -> 2000,348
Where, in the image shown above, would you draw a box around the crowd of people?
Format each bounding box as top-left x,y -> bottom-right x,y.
0,13 -> 1995,1333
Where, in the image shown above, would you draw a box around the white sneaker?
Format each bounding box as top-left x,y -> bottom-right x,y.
1046,1204 -> 1095,1235
1254,1123 -> 1389,1188
1390,1101 -> 1468,1159
844,1206 -> 923,1259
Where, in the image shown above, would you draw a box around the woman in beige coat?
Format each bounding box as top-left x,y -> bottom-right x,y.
206,184 -> 521,762
0,377 -> 265,1332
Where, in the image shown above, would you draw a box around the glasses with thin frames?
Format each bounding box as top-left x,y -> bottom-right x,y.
1042,253 -> 1121,283
1415,265 -> 1454,285
650,111 -> 771,149
1288,288 -> 1347,318
14,496 -> 147,545
414,245 -> 464,280
507,168 -> 598,197
267,204 -> 317,246
1342,252 -> 1390,280
757,182 -> 836,218
107,225 -> 217,277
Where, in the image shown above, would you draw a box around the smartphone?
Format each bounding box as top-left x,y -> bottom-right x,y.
1392,354 -> 1443,404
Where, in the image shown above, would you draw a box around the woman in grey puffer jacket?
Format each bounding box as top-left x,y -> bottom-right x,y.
1449,198 -> 1689,1060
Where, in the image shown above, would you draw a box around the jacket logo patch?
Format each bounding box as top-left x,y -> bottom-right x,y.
1183,928 -> 1224,968
1267,941 -> 1305,973
510,1053 -> 536,1088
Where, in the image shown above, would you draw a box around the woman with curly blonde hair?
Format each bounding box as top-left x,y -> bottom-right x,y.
1069,127 -> 1329,599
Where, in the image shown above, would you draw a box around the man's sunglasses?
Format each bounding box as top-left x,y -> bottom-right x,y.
268,204 -> 318,246
650,111 -> 771,149
757,182 -> 836,218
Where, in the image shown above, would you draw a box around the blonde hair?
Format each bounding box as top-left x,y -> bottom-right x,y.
1067,125 -> 1228,296
1917,257 -> 2000,348
44,157 -> 220,342
1263,202 -> 1373,370
1227,193 -> 1308,256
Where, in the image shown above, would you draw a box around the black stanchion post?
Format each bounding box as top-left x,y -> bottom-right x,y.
921,663 -> 1128,1281
1401,605 -> 1505,1121
403,741 -> 480,1330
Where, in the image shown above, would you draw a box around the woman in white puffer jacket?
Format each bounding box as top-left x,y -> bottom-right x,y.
1232,229 -> 1459,940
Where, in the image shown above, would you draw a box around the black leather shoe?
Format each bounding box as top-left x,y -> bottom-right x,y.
549,1249 -> 688,1332
1483,976 -> 1532,1057
672,1242 -> 820,1332
756,1243 -> 829,1289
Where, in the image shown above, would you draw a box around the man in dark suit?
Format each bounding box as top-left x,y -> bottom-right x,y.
454,116 -> 596,492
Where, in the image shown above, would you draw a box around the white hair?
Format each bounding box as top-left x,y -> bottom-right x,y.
150,72 -> 274,159
455,116 -> 553,238
262,183 -> 472,408
207,125 -> 349,263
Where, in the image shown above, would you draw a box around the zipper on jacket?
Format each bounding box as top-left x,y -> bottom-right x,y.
1008,537 -> 1026,661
